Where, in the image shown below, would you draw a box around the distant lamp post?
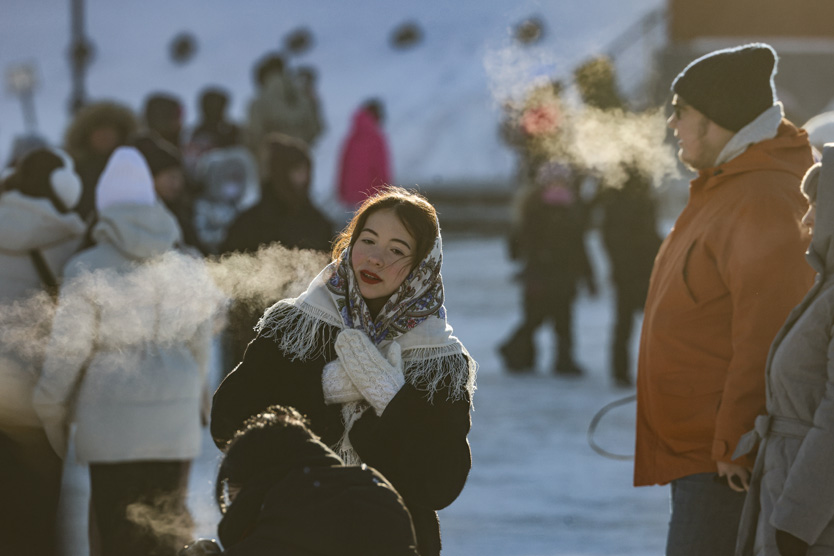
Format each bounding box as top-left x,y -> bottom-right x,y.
68,0 -> 95,115
6,63 -> 39,132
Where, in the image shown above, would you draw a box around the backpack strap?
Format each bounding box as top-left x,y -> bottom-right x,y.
29,249 -> 59,300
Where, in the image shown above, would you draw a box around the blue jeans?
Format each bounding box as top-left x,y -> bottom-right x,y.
666,472 -> 747,556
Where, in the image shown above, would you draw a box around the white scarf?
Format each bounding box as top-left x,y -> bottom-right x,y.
256,233 -> 477,461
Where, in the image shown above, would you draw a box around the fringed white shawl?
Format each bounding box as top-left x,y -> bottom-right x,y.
255,233 -> 476,462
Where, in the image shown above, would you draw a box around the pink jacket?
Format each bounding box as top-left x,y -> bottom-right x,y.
337,108 -> 392,206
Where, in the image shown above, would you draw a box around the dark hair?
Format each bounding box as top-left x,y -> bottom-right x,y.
331,186 -> 438,268
363,98 -> 385,124
143,93 -> 183,128
254,53 -> 286,87
3,148 -> 69,213
261,133 -> 312,195
199,87 -> 229,120
216,405 -> 316,513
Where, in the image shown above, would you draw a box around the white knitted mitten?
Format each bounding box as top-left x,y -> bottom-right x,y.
321,358 -> 364,405
334,329 -> 405,414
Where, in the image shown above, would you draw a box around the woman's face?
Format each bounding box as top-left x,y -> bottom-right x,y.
351,208 -> 416,316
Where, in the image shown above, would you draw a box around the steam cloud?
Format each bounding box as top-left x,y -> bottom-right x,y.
484,43 -> 680,187
0,244 -> 328,416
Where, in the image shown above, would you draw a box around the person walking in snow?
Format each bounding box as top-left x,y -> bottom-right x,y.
573,55 -> 663,388
181,404 -> 419,556
211,186 -> 476,556
0,147 -> 86,556
335,99 -> 393,212
33,147 -> 222,556
733,148 -> 834,556
246,53 -> 320,154
498,161 -> 596,376
634,43 -> 815,556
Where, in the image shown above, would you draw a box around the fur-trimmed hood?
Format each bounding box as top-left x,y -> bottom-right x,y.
63,101 -> 139,162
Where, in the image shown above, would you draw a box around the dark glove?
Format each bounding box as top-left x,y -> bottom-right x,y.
775,529 -> 809,556
179,539 -> 222,556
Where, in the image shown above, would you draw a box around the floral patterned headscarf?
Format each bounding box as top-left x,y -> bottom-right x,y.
256,224 -> 475,405
325,233 -> 444,345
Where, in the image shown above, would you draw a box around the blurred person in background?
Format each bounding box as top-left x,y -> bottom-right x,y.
246,53 -> 319,154
63,100 -> 139,220
183,87 -> 243,175
734,148 -> 834,556
190,146 -> 260,255
132,132 -> 205,254
573,56 -> 662,388
221,132 -> 334,368
179,404 -> 419,556
143,92 -> 185,151
634,43 -> 815,556
33,147 -> 220,556
295,65 -> 326,148
335,98 -> 392,216
498,161 -> 596,376
0,147 -> 85,556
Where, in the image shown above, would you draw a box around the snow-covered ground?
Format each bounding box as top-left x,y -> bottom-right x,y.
56,232 -> 671,556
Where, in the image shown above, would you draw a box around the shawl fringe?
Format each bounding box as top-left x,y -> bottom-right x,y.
256,303 -> 477,404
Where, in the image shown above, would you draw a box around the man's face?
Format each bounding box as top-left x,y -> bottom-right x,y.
667,95 -> 725,171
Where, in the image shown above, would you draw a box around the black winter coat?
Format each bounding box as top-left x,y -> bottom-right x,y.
219,442 -> 419,556
220,192 -> 334,255
211,312 -> 473,556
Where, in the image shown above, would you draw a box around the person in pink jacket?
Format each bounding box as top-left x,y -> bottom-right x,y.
336,99 -> 392,210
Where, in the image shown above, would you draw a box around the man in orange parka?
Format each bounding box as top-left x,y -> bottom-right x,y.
634,43 -> 815,556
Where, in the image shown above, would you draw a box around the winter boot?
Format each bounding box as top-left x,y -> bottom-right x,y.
498,329 -> 535,373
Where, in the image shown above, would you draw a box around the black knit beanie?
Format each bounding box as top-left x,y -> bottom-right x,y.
672,43 -> 778,132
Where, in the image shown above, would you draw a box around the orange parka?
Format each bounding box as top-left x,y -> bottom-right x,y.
634,121 -> 815,487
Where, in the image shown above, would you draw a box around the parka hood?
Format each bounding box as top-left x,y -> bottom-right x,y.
350,107 -> 380,134
63,101 -> 138,161
93,203 -> 181,260
0,190 -> 86,253
808,144 -> 834,273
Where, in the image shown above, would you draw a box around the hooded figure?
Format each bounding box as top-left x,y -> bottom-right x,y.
0,147 -> 85,556
734,145 -> 834,556
33,147 -> 223,556
336,100 -> 392,208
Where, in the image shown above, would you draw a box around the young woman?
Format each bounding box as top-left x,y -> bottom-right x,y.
211,186 -> 476,556
734,147 -> 834,556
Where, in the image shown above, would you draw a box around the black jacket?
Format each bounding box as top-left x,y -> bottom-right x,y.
219,441 -> 419,556
211,310 -> 472,556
